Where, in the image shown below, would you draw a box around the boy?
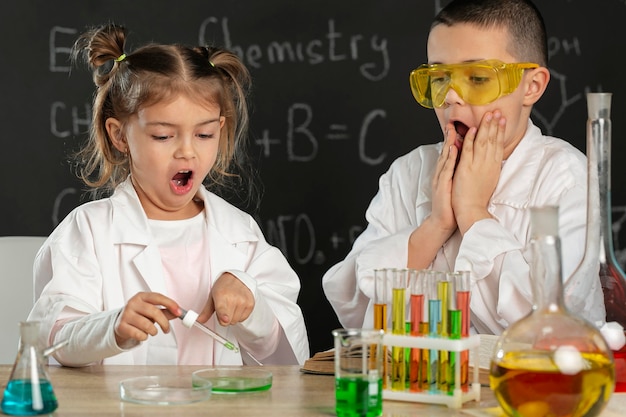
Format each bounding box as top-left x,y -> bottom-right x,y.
322,0 -> 604,334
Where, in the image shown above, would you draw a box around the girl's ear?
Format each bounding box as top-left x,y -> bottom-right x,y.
105,117 -> 127,153
523,66 -> 550,106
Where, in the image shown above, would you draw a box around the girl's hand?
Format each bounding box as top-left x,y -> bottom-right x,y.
452,111 -> 505,234
198,272 -> 254,326
114,292 -> 181,346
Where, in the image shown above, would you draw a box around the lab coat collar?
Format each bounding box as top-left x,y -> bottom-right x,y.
108,177 -> 258,246
108,177 -> 259,297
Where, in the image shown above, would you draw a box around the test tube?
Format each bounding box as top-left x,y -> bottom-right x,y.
373,268 -> 388,388
447,272 -> 461,394
409,269 -> 425,392
437,273 -> 452,392
373,268 -> 388,332
427,271 -> 441,390
455,270 -> 471,391
404,270 -> 414,390
390,269 -> 407,391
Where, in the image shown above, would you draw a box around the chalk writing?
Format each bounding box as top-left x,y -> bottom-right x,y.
49,26 -> 76,73
255,103 -> 387,165
548,37 -> 582,58
198,17 -> 390,81
329,226 -> 364,251
262,212 -> 363,266
262,213 -> 321,265
50,101 -> 91,138
531,69 -> 582,136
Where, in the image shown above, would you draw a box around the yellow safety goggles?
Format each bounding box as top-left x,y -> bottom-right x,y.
409,60 -> 539,108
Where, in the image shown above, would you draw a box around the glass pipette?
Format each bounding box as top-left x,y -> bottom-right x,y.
179,309 -> 239,352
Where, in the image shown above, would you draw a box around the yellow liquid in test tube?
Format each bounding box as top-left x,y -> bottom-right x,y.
437,279 -> 449,392
391,287 -> 406,391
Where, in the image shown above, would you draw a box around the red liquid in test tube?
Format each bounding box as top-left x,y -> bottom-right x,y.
409,269 -> 425,392
455,271 -> 471,391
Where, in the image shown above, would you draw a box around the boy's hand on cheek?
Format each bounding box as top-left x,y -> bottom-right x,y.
451,111 -> 505,234
430,123 -> 459,236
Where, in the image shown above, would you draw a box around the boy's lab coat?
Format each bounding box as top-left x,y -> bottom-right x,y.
28,178 -> 309,366
322,121 -> 605,334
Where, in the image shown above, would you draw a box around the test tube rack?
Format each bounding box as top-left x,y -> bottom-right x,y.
381,333 -> 481,409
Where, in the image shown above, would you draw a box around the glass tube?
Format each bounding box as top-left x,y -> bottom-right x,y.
390,269 -> 407,391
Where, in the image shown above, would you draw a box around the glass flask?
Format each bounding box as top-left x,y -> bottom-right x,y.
585,92 -> 626,391
1,322 -> 60,415
490,206 -> 614,417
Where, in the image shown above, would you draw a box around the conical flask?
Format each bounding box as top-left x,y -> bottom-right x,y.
490,206 -> 614,417
585,92 -> 626,391
1,322 -> 59,415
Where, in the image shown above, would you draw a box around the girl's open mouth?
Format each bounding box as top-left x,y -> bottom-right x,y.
171,170 -> 193,194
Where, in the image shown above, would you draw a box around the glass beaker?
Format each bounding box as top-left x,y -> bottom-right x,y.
1,322 -> 59,415
584,92 -> 626,391
489,206 -> 614,417
333,328 -> 384,417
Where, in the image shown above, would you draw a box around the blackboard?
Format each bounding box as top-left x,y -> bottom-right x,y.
2,0 -> 626,355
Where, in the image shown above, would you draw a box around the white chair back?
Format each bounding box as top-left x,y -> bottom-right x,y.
0,236 -> 47,364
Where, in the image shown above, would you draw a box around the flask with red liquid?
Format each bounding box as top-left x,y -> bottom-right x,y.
585,92 -> 626,391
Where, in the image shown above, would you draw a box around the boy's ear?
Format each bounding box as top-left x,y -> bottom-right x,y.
105,118 -> 127,153
523,67 -> 550,106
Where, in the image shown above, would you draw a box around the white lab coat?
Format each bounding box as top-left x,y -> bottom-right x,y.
322,121 -> 605,334
29,178 -> 310,366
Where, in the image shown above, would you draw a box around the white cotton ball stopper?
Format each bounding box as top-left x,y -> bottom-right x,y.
600,321 -> 626,351
553,345 -> 585,375
181,309 -> 199,328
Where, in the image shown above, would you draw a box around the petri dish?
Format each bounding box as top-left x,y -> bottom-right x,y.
192,367 -> 273,393
119,375 -> 212,405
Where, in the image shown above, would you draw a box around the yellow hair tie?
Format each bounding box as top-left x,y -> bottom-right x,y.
115,54 -> 126,62
209,60 -> 215,67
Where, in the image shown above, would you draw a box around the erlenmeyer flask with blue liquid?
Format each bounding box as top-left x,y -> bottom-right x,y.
1,321 -> 67,415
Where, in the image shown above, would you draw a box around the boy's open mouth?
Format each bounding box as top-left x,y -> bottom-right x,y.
453,121 -> 470,151
454,121 -> 469,140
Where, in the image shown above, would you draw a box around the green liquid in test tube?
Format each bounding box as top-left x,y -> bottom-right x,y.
437,274 -> 450,392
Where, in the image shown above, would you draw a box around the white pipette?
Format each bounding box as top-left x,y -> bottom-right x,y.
178,309 -> 263,366
179,309 -> 240,352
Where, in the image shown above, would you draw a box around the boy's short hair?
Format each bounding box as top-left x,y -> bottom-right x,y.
432,0 -> 548,67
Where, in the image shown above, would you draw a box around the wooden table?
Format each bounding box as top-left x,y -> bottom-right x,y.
0,365 -> 501,416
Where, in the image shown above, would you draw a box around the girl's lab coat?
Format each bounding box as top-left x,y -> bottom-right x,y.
28,178 -> 309,366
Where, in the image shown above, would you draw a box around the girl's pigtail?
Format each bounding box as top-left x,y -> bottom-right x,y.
72,24 -> 128,88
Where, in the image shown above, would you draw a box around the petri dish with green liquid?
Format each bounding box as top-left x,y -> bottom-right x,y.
192,368 -> 272,393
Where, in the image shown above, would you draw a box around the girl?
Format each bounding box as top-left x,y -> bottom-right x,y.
28,23 -> 309,366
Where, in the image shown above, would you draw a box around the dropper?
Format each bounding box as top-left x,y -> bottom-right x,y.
178,308 -> 264,365
179,309 -> 239,352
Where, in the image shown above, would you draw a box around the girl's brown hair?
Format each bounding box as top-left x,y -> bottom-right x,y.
72,23 -> 259,209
